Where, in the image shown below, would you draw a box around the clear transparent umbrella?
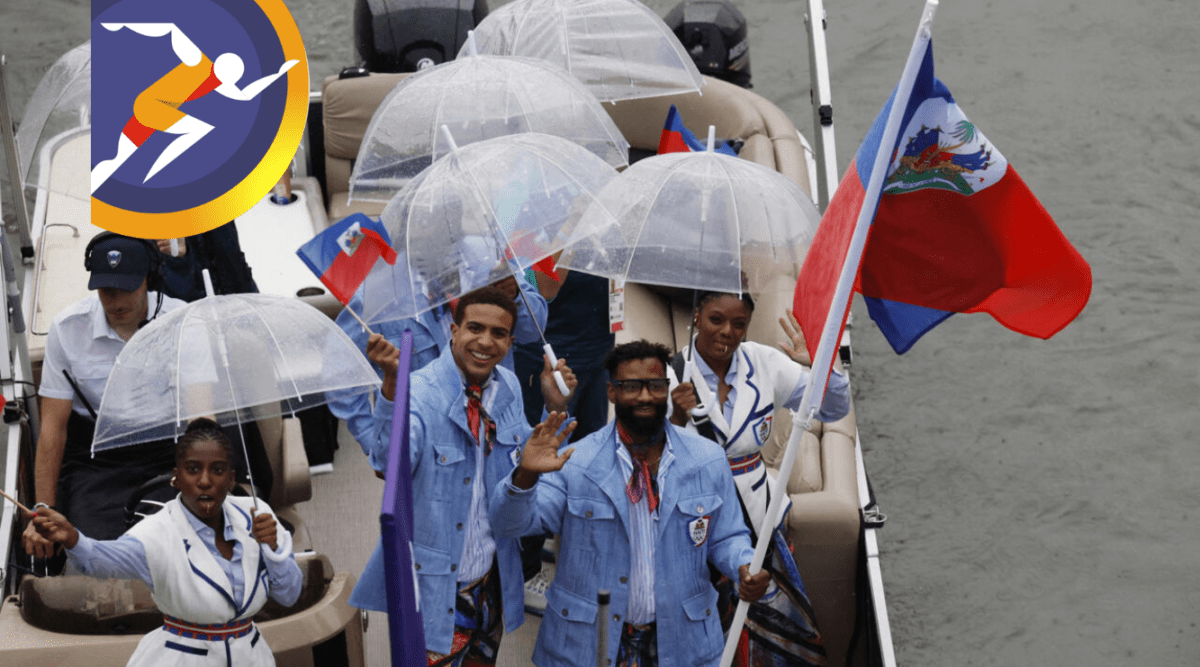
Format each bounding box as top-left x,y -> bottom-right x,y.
359,130 -> 619,325
464,0 -> 705,103
557,135 -> 822,418
359,130 -> 620,395
557,142 -> 822,294
92,293 -> 381,452
348,47 -> 628,204
15,40 -> 91,205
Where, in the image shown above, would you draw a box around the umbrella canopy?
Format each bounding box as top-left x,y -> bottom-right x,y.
16,40 -> 91,204
359,131 -> 618,325
92,294 -> 380,451
348,52 -> 628,203
465,0 -> 705,103
557,148 -> 822,294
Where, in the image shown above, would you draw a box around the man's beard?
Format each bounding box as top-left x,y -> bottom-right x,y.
614,401 -> 668,440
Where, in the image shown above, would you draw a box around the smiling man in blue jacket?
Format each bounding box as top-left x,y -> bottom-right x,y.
353,286 -> 572,665
492,340 -> 770,666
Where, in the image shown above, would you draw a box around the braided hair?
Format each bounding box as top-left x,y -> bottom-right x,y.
175,417 -> 237,466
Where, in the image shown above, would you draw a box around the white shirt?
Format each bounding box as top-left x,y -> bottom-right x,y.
614,429 -> 676,625
39,292 -> 186,416
456,371 -> 498,583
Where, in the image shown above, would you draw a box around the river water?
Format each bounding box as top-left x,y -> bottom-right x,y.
1,0 -> 1197,665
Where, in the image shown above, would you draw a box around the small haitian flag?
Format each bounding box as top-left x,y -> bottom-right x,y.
297,212 -> 398,304
657,105 -> 737,156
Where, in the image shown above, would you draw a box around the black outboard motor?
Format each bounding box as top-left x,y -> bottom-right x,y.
663,0 -> 752,88
354,0 -> 489,73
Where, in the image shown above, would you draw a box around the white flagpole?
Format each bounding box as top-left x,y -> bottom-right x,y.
718,2 -> 939,665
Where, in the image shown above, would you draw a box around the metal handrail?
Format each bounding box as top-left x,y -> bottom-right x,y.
29,222 -> 79,336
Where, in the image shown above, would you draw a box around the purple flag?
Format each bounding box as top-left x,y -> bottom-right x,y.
380,330 -> 426,663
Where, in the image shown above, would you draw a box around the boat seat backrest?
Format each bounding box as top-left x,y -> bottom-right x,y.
18,554 -> 331,635
320,72 -> 813,222
322,72 -> 410,220
252,408 -> 313,510
601,76 -> 811,193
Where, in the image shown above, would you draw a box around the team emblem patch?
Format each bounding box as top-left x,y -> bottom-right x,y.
107,250 -> 123,267
755,415 -> 772,444
688,515 -> 710,547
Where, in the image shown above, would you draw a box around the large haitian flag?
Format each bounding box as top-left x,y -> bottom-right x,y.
794,41 -> 1092,356
297,212 -> 398,305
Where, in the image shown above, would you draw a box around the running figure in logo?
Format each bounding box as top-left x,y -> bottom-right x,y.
90,23 -> 299,195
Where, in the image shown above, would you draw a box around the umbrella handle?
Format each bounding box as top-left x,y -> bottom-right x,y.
681,359 -> 714,420
543,344 -> 571,398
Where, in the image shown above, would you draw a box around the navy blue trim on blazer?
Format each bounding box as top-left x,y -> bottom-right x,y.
725,351 -> 766,447
184,540 -> 239,612
165,640 -> 209,656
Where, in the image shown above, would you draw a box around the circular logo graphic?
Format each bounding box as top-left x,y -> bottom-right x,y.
90,0 -> 308,238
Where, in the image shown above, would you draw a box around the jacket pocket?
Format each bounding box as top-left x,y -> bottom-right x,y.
676,494 -> 723,518
681,587 -> 722,660
428,442 -> 468,498
567,496 -> 615,521
412,542 -> 452,575
540,585 -> 599,662
432,443 -> 466,468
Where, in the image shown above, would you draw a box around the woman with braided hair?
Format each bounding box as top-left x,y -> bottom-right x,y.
30,418 -> 301,666
668,291 -> 852,666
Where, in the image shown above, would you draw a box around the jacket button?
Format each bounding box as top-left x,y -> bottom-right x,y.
415,563 -> 421,571
562,609 -> 569,617
448,608 -> 454,615
464,477 -> 471,484
706,608 -> 711,616
696,505 -> 704,513
585,510 -> 593,518
440,455 -> 447,463
613,614 -> 620,622
450,564 -> 457,571
619,576 -> 627,584
456,523 -> 463,530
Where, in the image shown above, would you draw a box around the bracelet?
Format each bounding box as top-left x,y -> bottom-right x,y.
32,502 -> 54,513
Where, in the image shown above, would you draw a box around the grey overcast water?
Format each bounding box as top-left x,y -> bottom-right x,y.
1,0 -> 1198,664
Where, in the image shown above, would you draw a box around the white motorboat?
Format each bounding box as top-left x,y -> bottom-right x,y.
0,1 -> 894,664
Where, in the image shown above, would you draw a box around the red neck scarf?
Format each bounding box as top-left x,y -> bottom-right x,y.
617,422 -> 659,513
465,384 -> 495,454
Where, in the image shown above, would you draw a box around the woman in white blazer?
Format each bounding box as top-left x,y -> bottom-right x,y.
668,291 -> 851,667
31,418 -> 302,666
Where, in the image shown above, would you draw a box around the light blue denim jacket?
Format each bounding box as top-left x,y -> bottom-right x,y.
328,273 -> 547,457
349,346 -> 532,654
491,421 -> 755,666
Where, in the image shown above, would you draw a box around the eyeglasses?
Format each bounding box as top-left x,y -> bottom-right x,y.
610,378 -> 670,397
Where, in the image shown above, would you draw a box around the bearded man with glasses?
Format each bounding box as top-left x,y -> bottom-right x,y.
491,339 -> 770,666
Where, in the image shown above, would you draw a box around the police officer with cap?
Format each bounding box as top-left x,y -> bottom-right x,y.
23,233 -> 187,562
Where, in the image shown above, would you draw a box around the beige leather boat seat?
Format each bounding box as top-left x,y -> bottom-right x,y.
320,73 -> 813,223
601,76 -> 811,192
252,410 -> 313,552
17,553 -> 333,635
321,73 -> 411,221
